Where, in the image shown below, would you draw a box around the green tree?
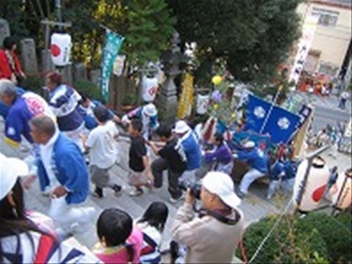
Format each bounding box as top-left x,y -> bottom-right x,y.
166,0 -> 302,85
1,0 -> 175,70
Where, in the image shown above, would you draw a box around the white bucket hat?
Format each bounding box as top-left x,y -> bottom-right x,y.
202,171 -> 241,208
142,103 -> 158,117
174,120 -> 191,134
0,153 -> 29,200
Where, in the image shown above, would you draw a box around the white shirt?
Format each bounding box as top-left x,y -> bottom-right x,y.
86,121 -> 119,169
40,129 -> 60,190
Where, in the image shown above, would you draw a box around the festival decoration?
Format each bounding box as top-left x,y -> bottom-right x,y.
332,169 -> 352,210
293,156 -> 330,212
100,30 -> 124,101
141,75 -> 158,102
211,90 -> 222,102
50,33 -> 72,66
177,73 -> 194,119
212,75 -> 223,85
196,94 -> 210,114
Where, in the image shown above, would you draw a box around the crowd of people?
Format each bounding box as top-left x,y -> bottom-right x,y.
0,71 -> 250,263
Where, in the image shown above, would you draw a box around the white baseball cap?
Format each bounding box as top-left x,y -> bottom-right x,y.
174,120 -> 191,134
142,103 -> 158,117
202,171 -> 241,208
0,153 -> 29,200
243,141 -> 255,148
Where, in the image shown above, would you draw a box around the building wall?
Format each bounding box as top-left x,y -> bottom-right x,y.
297,1 -> 351,76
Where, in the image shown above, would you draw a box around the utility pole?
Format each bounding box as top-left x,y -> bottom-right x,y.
55,0 -> 63,30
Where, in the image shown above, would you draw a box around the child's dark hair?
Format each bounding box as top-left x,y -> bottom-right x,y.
155,123 -> 172,138
214,133 -> 224,143
138,202 -> 169,232
79,91 -> 90,104
93,105 -> 110,123
130,119 -> 143,133
97,208 -> 134,261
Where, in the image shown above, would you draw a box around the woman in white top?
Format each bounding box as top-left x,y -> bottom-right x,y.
0,153 -> 100,263
137,202 -> 169,264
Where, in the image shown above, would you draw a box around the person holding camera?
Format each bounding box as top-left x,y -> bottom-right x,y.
172,171 -> 245,263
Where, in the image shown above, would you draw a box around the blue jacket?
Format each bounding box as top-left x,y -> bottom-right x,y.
237,148 -> 268,174
181,131 -> 201,170
282,160 -> 297,180
269,161 -> 285,180
37,133 -> 89,204
0,87 -> 25,119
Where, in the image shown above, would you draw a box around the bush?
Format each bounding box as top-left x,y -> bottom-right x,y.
301,212 -> 352,264
239,214 -> 329,264
21,75 -> 45,95
72,79 -> 104,102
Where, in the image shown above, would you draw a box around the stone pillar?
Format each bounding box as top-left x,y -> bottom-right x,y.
157,32 -> 182,123
0,18 -> 10,46
41,49 -> 55,73
89,69 -> 101,87
20,38 -> 38,74
61,65 -> 73,85
73,63 -> 87,81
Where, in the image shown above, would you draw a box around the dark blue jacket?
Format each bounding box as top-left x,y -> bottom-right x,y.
237,148 -> 268,174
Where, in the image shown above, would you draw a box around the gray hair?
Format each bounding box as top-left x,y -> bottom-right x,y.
29,115 -> 56,138
0,79 -> 16,98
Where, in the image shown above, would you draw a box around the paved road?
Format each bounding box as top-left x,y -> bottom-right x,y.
303,93 -> 351,132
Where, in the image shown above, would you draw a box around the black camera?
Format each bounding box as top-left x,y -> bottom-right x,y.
178,181 -> 202,199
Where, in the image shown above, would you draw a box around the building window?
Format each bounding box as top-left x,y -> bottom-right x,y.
318,14 -> 338,26
311,7 -> 339,26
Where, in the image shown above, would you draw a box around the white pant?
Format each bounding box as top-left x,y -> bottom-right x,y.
179,169 -> 197,184
239,168 -> 265,194
214,162 -> 233,176
267,178 -> 295,199
48,196 -> 94,228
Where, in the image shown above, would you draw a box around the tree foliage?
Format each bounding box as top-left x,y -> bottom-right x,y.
0,0 -> 175,69
166,0 -> 302,84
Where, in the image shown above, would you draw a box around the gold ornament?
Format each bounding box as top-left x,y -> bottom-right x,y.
212,75 -> 223,85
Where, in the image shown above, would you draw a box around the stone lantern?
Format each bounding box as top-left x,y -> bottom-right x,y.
157,32 -> 183,122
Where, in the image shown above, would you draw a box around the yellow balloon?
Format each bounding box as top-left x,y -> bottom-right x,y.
212,75 -> 222,85
213,104 -> 219,110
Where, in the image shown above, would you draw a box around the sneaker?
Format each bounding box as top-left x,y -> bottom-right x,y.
129,188 -> 143,197
145,180 -> 154,190
93,187 -> 104,198
112,184 -> 122,196
169,196 -> 182,204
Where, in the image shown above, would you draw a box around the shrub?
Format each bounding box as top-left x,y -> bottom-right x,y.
72,79 -> 104,102
21,75 -> 45,95
239,214 -> 329,264
301,212 -> 352,264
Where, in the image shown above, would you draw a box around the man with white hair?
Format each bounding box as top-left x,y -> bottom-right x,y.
235,141 -> 268,197
122,103 -> 159,140
172,171 -> 245,263
0,79 -> 55,147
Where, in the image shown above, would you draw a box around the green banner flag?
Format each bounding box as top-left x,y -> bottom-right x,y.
100,30 -> 124,101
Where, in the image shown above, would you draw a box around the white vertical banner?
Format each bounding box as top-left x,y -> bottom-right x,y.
289,14 -> 320,86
